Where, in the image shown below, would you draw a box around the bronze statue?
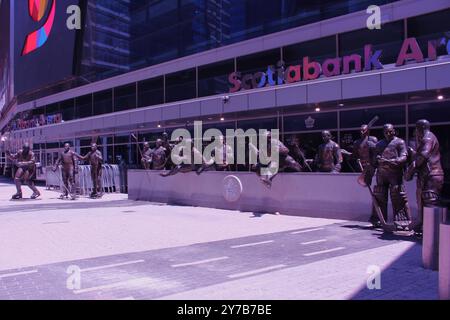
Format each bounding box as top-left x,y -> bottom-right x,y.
150,139 -> 168,170
406,119 -> 444,233
196,135 -> 234,174
315,131 -> 343,173
251,131 -> 302,188
352,124 -> 379,226
371,124 -> 412,230
141,142 -> 153,170
6,143 -> 41,200
53,143 -> 78,200
77,143 -> 103,198
162,132 -> 175,170
286,135 -> 312,172
160,137 -> 205,177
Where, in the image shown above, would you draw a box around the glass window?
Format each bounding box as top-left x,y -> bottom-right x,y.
45,142 -> 60,149
407,9 -> 450,58
114,84 -> 136,112
45,103 -> 59,115
114,133 -> 130,144
138,130 -> 166,144
60,99 -> 74,122
203,120 -> 236,135
283,36 -> 336,66
20,0 -> 402,103
31,107 -> 45,117
93,89 -> 113,116
292,132 -> 339,160
237,117 -> 278,131
339,20 -> 405,65
75,94 -> 93,119
165,68 -> 196,103
137,76 -> 164,107
340,106 -> 405,129
284,112 -> 337,132
198,60 -> 235,97
79,138 -> 92,147
237,49 -> 281,75
409,101 -> 450,124
113,144 -> 137,165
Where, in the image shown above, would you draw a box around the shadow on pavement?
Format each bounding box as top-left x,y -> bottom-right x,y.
350,243 -> 438,300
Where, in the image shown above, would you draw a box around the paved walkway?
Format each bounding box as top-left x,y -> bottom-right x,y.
0,180 -> 438,300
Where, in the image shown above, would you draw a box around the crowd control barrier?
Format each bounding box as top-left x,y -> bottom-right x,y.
46,164 -> 124,195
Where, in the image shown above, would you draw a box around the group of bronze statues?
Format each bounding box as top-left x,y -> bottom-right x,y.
5,118 -> 444,234
137,119 -> 444,234
6,142 -> 104,200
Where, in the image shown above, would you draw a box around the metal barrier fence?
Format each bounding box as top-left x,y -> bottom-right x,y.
45,165 -> 124,195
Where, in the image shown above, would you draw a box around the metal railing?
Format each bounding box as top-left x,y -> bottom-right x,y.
45,164 -> 124,195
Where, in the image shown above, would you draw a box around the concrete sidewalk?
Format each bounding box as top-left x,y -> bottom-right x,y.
0,180 -> 438,300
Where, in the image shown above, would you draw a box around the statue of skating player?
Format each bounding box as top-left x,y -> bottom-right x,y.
405,119 -> 444,233
6,143 -> 41,200
52,143 -> 78,200
140,142 -> 153,170
371,124 -> 412,230
160,137 -> 205,177
353,124 -> 379,226
315,131 -> 343,173
196,135 -> 234,175
76,143 -> 103,198
251,131 -> 302,188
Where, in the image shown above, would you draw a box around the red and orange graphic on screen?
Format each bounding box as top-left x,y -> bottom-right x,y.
22,0 -> 56,56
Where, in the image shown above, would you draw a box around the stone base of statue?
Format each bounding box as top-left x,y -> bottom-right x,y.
439,219 -> 450,300
128,170 -> 420,222
422,206 -> 444,270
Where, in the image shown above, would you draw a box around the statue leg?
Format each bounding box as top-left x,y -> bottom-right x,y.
13,168 -> 25,198
23,170 -> 40,199
196,163 -> 214,175
390,184 -> 412,230
422,175 -> 444,207
373,174 -> 389,223
160,165 -> 181,177
62,169 -> 70,197
90,167 -> 98,197
97,168 -> 103,196
415,178 -> 424,232
67,167 -> 75,198
283,156 -> 302,172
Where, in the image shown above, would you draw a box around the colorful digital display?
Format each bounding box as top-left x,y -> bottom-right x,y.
22,0 -> 56,56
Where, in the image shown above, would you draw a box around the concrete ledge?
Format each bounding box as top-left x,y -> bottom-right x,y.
128,170 -> 418,222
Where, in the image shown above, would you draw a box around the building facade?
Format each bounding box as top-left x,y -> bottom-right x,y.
0,0 -> 449,195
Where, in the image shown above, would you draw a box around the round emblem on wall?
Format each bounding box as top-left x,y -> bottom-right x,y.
223,175 -> 243,203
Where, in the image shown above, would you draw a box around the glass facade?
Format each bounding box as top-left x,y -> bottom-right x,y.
12,0 -> 402,103
1,2 -> 449,194
84,0 -> 398,83
4,7 -> 449,136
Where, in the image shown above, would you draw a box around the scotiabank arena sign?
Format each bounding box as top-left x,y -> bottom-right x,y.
228,37 -> 450,93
